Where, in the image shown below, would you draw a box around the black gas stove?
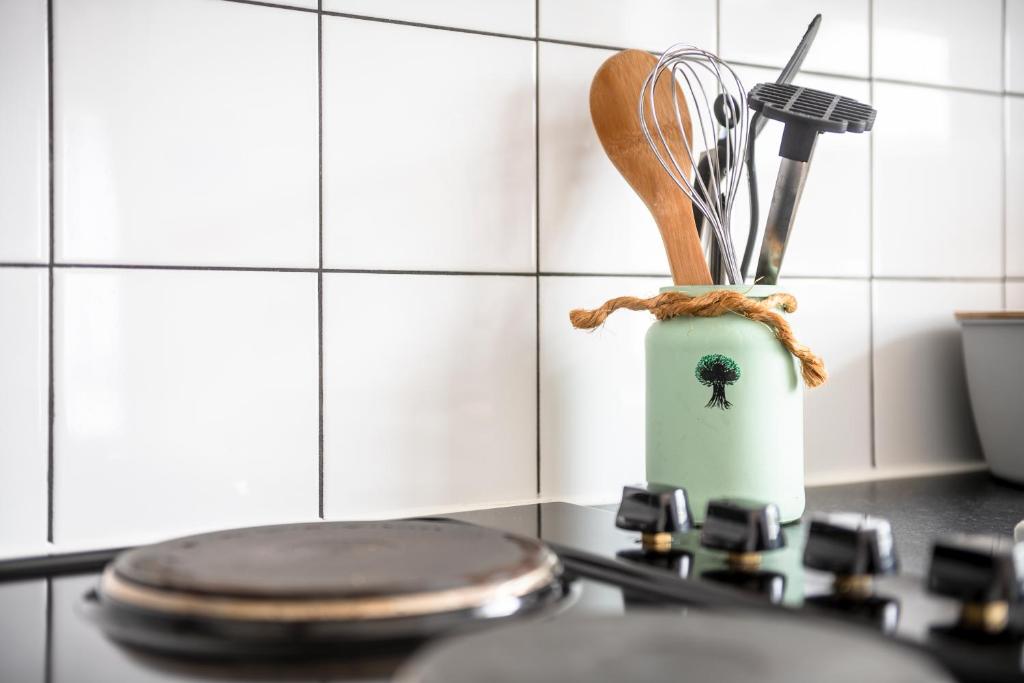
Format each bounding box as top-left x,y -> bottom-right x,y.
1,472 -> 1023,682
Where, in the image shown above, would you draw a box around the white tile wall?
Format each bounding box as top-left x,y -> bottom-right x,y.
0,270 -> 49,559
539,0 -> 716,53
323,274 -> 536,519
1009,281 -> 1024,308
0,0 -> 48,263
538,43 -> 671,275
782,278 -> 873,481
1009,0 -> 1024,93
874,0 -> 1003,91
720,0 -> 870,78
53,269 -> 319,549
1007,97 -> 1024,277
322,18 -> 536,272
873,83 -> 1003,278
0,1 -> 1018,557
54,0 -> 319,267
873,280 -> 1001,471
539,276 -> 666,502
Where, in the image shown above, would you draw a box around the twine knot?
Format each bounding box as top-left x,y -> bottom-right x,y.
569,289 -> 827,388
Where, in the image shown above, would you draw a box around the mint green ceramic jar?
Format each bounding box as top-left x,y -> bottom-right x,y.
645,285 -> 804,524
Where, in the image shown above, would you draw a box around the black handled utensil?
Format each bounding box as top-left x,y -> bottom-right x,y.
747,82 -> 876,284
739,14 -> 821,281
691,14 -> 822,283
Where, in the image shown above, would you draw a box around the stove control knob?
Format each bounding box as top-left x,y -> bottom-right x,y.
615,483 -> 693,552
700,498 -> 785,569
804,513 -> 898,596
927,534 -> 1024,633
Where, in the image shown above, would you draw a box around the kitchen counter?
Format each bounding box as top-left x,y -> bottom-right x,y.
805,471 -> 1024,576
597,470 -> 1024,576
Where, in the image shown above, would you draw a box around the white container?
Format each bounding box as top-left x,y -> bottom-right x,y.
956,312 -> 1024,483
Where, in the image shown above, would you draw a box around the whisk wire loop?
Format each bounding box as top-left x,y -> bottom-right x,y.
639,45 -> 748,284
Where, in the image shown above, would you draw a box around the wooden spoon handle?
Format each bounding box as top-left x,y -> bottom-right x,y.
653,207 -> 712,285
589,49 -> 712,286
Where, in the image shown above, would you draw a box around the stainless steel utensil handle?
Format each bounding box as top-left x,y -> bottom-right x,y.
754,157 -> 811,285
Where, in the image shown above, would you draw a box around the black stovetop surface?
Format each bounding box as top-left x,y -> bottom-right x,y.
2,472 -> 1024,682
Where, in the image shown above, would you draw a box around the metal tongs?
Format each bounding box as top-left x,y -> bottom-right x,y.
693,15 -> 821,283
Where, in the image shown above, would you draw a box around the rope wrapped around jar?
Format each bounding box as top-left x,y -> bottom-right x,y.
569,289 -> 827,388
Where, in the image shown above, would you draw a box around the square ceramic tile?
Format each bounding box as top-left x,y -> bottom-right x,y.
538,43 -> 673,276
780,278 -> 872,481
0,0 -> 48,263
873,83 -> 1002,278
539,0 -> 716,52
0,269 -> 49,559
322,19 -> 535,272
323,274 -> 537,518
872,280 -> 1002,470
539,276 -> 668,502
0,581 -> 46,683
720,0 -> 869,78
53,269 -> 318,549
1009,281 -> 1024,308
873,0 -> 1002,91
1009,0 -> 1024,93
54,0 -> 318,267
1007,98 -> 1024,277
323,0 -> 533,36
730,66 -> 872,279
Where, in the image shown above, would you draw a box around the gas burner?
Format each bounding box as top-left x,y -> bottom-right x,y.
83,519 -> 568,659
394,611 -> 954,683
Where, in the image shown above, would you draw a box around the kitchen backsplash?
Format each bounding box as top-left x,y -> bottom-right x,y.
1,0 -> 1020,558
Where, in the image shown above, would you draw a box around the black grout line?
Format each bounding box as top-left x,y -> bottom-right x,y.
46,0 -> 55,544
715,0 -> 721,56
7,261 -> 1013,282
1003,0 -> 1010,310
220,0 -> 318,14
539,271 -> 672,279
539,35 -> 653,53
323,268 -> 537,277
533,23 -> 543,497
870,75 -> 1004,98
868,0 -> 876,473
317,0 -> 325,520
321,8 -> 532,42
0,262 -> 48,268
51,262 -> 319,273
2,262 -> 1013,283
865,275 -> 1009,282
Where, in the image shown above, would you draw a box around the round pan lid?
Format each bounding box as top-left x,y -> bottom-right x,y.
396,612 -> 954,683
100,520 -> 560,623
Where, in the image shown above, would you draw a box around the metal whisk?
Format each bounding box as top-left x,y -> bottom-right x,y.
638,45 -> 748,285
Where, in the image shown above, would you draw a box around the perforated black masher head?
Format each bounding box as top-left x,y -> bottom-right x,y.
747,82 -> 876,162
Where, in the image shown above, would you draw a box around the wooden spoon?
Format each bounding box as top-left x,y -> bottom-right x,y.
590,49 -> 712,285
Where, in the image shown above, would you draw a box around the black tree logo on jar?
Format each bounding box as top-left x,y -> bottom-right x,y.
695,354 -> 741,410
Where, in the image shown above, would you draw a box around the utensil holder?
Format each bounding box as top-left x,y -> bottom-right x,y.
645,285 -> 804,523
